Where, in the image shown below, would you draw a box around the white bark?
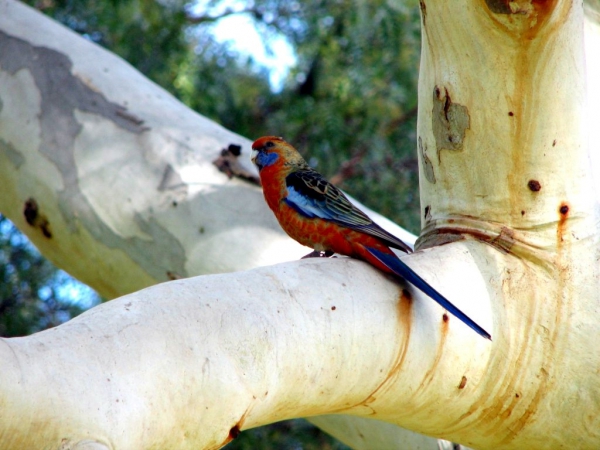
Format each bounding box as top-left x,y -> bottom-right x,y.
0,0 -> 414,300
1,252 -> 491,449
0,0 -> 309,299
0,0 -> 599,449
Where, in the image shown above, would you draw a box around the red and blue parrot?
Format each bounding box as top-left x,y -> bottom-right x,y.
251,136 -> 491,340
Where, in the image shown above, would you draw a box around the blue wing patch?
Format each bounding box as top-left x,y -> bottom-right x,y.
284,185 -> 333,219
284,170 -> 413,253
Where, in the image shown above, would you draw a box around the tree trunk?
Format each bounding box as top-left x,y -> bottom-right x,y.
0,0 -> 599,449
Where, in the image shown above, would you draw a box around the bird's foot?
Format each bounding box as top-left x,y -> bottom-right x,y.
301,250 -> 335,259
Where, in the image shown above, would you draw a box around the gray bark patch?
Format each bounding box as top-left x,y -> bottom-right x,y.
0,138 -> 25,168
0,31 -> 187,282
418,136 -> 436,184
432,86 -> 470,157
0,30 -> 147,189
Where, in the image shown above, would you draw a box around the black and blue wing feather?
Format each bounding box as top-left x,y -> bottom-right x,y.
285,170 -> 413,253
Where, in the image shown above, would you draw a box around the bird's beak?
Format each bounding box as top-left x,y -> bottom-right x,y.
250,149 -> 258,164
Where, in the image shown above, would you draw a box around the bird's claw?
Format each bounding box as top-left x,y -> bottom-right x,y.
301,250 -> 334,259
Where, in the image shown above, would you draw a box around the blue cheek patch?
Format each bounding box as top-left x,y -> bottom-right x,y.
256,151 -> 279,169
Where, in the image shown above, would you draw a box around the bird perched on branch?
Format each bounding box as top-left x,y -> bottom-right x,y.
251,136 -> 491,340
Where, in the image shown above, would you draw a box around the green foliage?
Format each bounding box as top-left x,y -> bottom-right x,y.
225,419 -> 350,450
0,215 -> 99,337
183,0 -> 424,231
34,0 -> 192,93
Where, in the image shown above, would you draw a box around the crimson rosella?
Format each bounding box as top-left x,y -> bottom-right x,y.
251,136 -> 491,340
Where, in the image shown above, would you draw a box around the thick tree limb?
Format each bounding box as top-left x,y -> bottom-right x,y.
0,246 -> 494,449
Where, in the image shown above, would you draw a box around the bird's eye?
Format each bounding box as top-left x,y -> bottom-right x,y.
265,141 -> 275,148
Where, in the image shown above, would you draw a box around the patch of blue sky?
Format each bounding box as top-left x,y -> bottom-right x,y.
53,274 -> 100,310
192,0 -> 298,91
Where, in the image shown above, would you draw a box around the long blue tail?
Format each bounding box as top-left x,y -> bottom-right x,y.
365,247 -> 492,340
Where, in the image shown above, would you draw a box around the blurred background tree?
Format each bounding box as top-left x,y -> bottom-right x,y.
3,0 -> 422,447
0,215 -> 99,336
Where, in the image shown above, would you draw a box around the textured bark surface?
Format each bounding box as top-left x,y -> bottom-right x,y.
414,1 -> 600,447
0,0 -> 307,299
0,0 -> 413,300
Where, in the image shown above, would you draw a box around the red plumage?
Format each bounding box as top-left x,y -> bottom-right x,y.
251,136 -> 491,340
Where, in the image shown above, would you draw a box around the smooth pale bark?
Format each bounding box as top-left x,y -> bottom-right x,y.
413,0 -> 600,448
0,248 -> 493,450
0,0 -> 300,299
0,0 -> 599,449
586,2 -> 600,193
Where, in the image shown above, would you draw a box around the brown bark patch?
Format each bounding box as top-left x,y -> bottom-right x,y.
228,424 -> 241,440
419,136 -> 436,184
556,201 -> 570,246
23,198 -> 52,238
213,144 -> 260,184
527,179 -> 542,192
484,0 -> 561,40
485,0 -> 557,17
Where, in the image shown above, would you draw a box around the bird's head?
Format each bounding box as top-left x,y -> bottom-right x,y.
251,136 -> 307,171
